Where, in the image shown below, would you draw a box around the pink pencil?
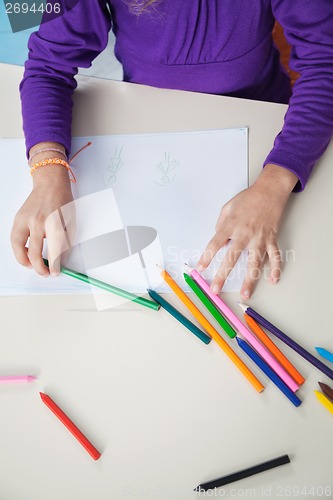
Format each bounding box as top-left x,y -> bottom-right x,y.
0,376 -> 37,384
187,266 -> 299,393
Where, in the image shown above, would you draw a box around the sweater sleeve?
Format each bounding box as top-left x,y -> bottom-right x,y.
264,0 -> 333,191
20,0 -> 112,157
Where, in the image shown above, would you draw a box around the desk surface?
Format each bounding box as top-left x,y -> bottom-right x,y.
1,63 -> 332,500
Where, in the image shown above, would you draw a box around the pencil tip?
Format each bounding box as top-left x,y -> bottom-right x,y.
156,263 -> 163,271
27,375 -> 37,382
238,302 -> 248,313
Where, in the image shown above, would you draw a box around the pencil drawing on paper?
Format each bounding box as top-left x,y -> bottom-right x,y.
104,146 -> 124,185
155,151 -> 180,187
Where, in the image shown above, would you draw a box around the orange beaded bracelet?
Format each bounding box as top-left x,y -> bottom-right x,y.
30,158 -> 76,182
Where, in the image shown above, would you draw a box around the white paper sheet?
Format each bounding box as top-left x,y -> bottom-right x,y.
0,129 -> 248,296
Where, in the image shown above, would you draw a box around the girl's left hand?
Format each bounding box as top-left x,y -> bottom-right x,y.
197,164 -> 298,299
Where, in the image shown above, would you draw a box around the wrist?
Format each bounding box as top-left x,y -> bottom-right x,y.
32,163 -> 72,190
29,142 -> 71,189
29,141 -> 66,158
255,164 -> 298,198
28,142 -> 67,166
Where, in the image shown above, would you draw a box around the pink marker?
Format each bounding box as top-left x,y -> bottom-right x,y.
187,266 -> 299,393
0,376 -> 37,384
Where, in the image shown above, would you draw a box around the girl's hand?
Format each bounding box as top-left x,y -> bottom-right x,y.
11,164 -> 74,277
197,164 -> 298,298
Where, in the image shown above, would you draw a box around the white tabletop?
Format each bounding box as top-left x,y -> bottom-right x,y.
1,63 -> 332,500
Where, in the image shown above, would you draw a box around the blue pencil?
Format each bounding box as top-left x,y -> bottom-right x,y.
147,289 -> 211,345
236,337 -> 302,407
315,347 -> 333,364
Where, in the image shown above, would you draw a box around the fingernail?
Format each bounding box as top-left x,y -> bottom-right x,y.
211,284 -> 220,294
51,271 -> 60,278
197,264 -> 204,272
272,277 -> 279,285
242,289 -> 250,298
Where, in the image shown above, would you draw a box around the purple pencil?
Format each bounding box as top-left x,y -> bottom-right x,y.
238,303 -> 333,381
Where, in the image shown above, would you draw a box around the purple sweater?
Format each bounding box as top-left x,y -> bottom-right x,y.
20,0 -> 333,191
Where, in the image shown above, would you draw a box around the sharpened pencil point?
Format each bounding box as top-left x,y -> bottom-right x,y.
238,302 -> 248,313
314,347 -> 333,363
156,264 -> 163,271
318,381 -> 333,401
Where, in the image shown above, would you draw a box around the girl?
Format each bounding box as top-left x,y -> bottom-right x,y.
11,0 -> 333,298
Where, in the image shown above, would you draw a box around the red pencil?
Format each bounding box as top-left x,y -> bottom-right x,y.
40,392 -> 101,460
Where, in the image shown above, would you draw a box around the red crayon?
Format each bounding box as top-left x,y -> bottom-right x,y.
40,392 -> 101,460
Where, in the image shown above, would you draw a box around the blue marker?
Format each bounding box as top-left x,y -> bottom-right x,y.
315,347 -> 333,364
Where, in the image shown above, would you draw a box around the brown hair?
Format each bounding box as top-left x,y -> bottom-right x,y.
124,0 -> 159,15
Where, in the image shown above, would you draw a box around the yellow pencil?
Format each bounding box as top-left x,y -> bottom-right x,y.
157,265 -> 264,393
314,390 -> 333,415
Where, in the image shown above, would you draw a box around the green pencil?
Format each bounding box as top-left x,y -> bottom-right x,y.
183,272 -> 236,338
147,288 -> 211,344
43,259 -> 160,311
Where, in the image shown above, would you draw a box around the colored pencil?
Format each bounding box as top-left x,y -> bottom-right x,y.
236,337 -> 302,407
183,272 -> 236,338
156,265 -> 264,393
318,382 -> 333,401
314,391 -> 333,415
147,288 -> 211,344
194,454 -> 290,491
43,258 -> 159,311
40,392 -> 101,460
239,303 -> 333,381
187,267 -> 299,392
315,347 -> 333,364
185,272 -> 300,405
243,313 -> 305,385
0,375 -> 36,384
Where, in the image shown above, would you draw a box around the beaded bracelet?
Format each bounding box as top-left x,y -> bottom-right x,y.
30,158 -> 76,182
29,147 -> 67,163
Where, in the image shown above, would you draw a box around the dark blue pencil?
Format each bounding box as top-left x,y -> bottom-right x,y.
239,303 -> 333,381
147,289 -> 211,345
236,336 -> 302,407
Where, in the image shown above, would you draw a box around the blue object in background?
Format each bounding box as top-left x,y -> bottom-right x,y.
0,2 -> 37,65
0,1 -> 123,79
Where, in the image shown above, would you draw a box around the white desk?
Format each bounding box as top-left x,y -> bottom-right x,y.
1,63 -> 332,500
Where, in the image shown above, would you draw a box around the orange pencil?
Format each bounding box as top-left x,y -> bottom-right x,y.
157,265 -> 264,393
243,313 -> 305,386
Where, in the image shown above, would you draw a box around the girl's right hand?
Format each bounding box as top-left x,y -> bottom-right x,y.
11,165 -> 74,277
